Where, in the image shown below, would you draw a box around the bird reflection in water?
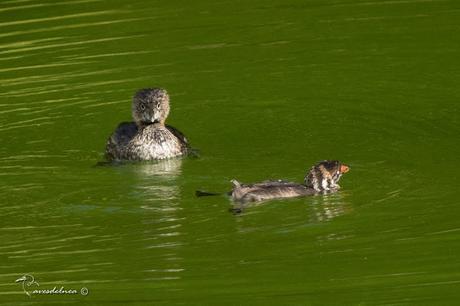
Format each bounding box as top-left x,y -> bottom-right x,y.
133,159 -> 185,282
308,192 -> 352,223
133,158 -> 183,206
230,191 -> 351,223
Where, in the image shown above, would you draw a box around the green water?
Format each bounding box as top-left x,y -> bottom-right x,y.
1,0 -> 460,305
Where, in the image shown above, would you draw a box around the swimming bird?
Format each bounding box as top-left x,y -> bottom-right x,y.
197,160 -> 350,203
105,88 -> 190,161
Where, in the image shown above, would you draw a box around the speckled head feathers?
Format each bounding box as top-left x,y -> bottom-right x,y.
305,160 -> 349,192
132,88 -> 170,125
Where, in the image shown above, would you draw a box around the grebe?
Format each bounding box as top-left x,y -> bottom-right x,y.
230,160 -> 349,202
106,88 -> 190,161
196,160 -> 349,203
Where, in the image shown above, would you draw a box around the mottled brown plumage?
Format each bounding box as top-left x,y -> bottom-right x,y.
230,160 -> 349,202
105,88 -> 190,161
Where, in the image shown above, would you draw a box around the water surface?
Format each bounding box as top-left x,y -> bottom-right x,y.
1,0 -> 460,305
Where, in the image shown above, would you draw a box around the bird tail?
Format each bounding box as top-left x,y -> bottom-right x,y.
230,179 -> 241,188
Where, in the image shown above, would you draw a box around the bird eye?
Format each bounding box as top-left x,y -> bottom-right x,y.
140,104 -> 145,110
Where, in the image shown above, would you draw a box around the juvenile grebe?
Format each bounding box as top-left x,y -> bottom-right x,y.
106,88 -> 190,161
229,160 -> 349,202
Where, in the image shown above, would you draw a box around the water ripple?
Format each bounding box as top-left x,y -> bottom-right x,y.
0,115 -> 71,132
0,35 -> 145,56
0,17 -> 155,39
0,10 -> 121,27
0,60 -> 94,73
0,0 -> 103,14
